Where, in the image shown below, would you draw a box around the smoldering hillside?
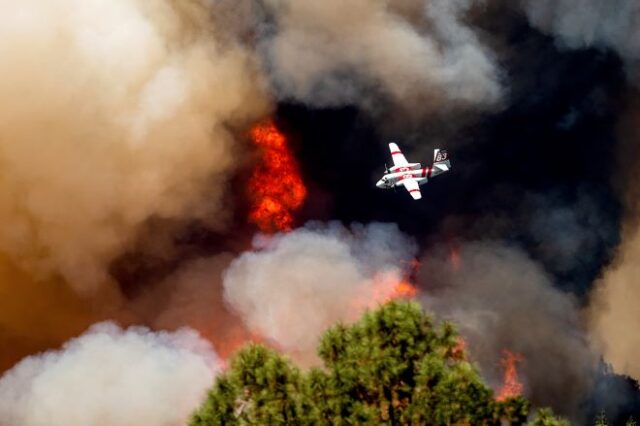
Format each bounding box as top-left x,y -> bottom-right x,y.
0,1 -> 639,425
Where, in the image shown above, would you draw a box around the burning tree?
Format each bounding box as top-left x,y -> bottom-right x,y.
498,350 -> 525,401
190,302 -> 566,425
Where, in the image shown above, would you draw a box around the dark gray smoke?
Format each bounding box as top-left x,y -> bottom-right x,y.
517,0 -> 640,384
420,241 -> 596,418
589,94 -> 640,382
522,0 -> 640,86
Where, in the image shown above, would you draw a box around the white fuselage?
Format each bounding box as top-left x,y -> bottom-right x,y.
376,163 -> 446,189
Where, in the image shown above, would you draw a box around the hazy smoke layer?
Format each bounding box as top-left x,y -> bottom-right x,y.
0,255 -> 99,373
420,241 -> 596,417
131,254 -> 257,358
523,0 -> 640,84
590,234 -> 640,381
0,322 -> 219,426
255,0 -> 502,110
0,0 -> 268,293
223,222 -> 417,363
589,99 -> 640,380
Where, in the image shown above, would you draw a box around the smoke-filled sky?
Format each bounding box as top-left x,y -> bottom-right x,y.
0,0 -> 639,424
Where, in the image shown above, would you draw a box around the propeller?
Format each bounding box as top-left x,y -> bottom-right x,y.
384,163 -> 389,174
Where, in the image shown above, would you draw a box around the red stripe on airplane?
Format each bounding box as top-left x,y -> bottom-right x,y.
427,167 -> 433,178
409,189 -> 420,193
391,151 -> 402,155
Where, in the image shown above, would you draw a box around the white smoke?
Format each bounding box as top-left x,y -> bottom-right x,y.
0,322 -> 219,426
222,222 -> 417,363
253,0 -> 502,111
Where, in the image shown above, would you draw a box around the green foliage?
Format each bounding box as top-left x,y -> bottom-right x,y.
190,345 -> 311,425
311,302 -> 527,425
525,409 -> 570,426
593,411 -> 637,426
190,301 -> 565,425
595,411 -> 609,426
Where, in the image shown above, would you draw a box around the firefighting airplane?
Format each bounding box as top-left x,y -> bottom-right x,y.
376,143 -> 451,200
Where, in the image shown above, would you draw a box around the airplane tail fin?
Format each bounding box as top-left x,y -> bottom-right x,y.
433,149 -> 451,171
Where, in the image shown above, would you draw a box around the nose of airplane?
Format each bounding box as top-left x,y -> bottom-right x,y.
376,179 -> 384,188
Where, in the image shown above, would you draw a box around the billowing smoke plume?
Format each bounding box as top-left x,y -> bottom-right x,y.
252,0 -> 502,111
2,0 -> 638,422
0,323 -> 219,426
0,0 -> 268,294
522,0 -> 640,85
222,222 -> 417,363
420,242 -> 596,417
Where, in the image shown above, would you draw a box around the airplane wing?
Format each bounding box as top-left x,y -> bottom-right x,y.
389,142 -> 409,167
401,177 -> 422,200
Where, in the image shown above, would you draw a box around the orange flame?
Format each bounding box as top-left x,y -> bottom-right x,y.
367,261 -> 420,306
248,121 -> 306,233
496,350 -> 524,401
382,280 -> 418,302
451,337 -> 466,360
351,271 -> 419,312
214,326 -> 264,360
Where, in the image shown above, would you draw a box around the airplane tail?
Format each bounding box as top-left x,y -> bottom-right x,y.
433,149 -> 451,171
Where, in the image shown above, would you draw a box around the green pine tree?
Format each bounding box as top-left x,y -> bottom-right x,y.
526,409 -> 570,426
190,301 -> 566,425
190,344 -> 311,425
595,411 -> 608,426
